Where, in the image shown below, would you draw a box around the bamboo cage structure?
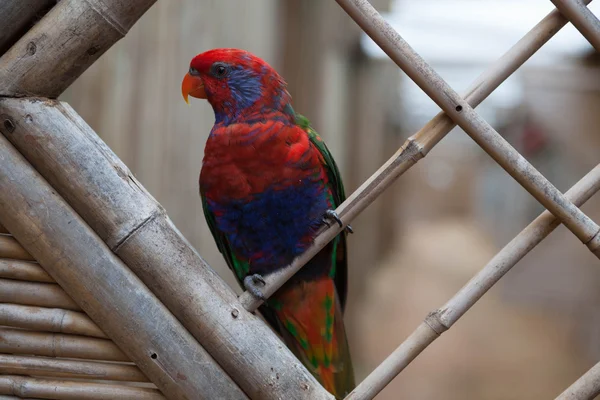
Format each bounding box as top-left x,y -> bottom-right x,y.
0,0 -> 599,399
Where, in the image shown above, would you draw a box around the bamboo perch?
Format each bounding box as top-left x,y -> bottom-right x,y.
0,235 -> 34,261
0,279 -> 80,311
344,164 -> 600,400
236,0 -> 594,311
0,260 -> 54,283
0,100 -> 334,400
0,304 -> 107,339
0,0 -> 156,98
336,0 -> 600,251
0,328 -> 128,361
0,375 -> 165,400
0,354 -> 148,382
555,361 -> 600,400
0,0 -> 56,55
550,0 -> 600,51
0,136 -> 248,399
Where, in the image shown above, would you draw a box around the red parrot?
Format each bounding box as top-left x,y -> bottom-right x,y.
182,48 -> 355,398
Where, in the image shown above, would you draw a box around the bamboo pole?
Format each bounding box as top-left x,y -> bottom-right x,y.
344,164 -> 600,400
0,0 -> 56,55
0,136 -> 248,399
0,304 -> 107,338
0,328 -> 128,361
0,0 -> 156,98
550,0 -> 600,51
335,0 -> 600,246
0,375 -> 165,400
0,354 -> 148,382
0,279 -> 80,311
0,100 -> 334,400
555,361 -> 600,400
236,0 -> 594,311
0,260 -> 53,283
0,235 -> 34,261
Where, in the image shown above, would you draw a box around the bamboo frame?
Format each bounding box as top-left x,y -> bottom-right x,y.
0,354 -> 148,382
0,259 -> 53,282
346,165 -> 600,399
0,375 -> 165,400
0,279 -> 80,311
0,304 -> 107,338
0,99 -> 334,400
238,0 -> 595,312
550,0 -> 600,51
0,135 -> 247,399
0,235 -> 34,261
0,328 -> 128,361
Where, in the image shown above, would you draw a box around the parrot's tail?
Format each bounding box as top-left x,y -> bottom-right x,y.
271,276 -> 355,399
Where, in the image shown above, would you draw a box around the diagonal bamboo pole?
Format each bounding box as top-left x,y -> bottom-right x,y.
0,0 -> 156,98
345,164 -> 600,399
335,0 -> 600,251
0,375 -> 164,400
238,0 -> 594,311
0,99 -> 334,400
0,303 -> 107,338
0,135 -> 248,399
0,354 -> 148,382
550,0 -> 600,51
555,361 -> 600,400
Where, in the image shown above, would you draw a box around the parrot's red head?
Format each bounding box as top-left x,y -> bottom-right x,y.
182,48 -> 291,124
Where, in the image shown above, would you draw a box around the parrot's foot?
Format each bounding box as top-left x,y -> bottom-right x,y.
323,209 -> 354,234
243,274 -> 267,300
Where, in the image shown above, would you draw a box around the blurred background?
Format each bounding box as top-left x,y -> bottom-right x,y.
60,0 -> 600,398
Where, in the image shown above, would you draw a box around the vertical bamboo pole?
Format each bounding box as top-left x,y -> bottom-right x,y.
0,134 -> 248,399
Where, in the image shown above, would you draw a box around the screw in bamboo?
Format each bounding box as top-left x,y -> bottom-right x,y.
0,136 -> 248,399
0,375 -> 165,400
345,164 -> 600,399
0,279 -> 80,311
0,328 -> 129,362
555,361 -> 600,400
0,0 -> 56,55
550,0 -> 600,51
0,354 -> 148,382
336,0 -> 600,253
237,0 -> 594,312
0,235 -> 34,261
0,0 -> 157,98
0,304 -> 107,339
0,259 -> 53,282
0,99 -> 334,400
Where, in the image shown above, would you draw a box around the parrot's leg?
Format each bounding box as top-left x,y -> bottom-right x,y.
323,209 -> 354,234
243,274 -> 267,300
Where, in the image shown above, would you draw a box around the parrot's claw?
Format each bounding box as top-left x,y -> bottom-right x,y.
244,274 -> 267,300
323,209 -> 354,234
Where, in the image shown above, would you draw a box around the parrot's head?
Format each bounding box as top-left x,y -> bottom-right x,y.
182,48 -> 291,124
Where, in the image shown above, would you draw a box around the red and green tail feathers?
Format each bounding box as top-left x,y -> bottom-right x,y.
272,277 -> 355,398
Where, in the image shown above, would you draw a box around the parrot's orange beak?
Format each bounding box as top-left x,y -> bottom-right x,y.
181,73 -> 207,104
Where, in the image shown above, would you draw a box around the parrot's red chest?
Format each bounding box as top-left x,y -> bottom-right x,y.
200,118 -> 326,202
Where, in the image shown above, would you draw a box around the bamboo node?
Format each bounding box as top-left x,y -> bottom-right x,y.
424,311 -> 449,335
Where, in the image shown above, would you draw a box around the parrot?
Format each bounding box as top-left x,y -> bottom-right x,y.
181,48 -> 355,398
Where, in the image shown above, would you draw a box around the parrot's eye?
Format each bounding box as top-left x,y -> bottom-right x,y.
211,63 -> 229,79
189,67 -> 199,76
